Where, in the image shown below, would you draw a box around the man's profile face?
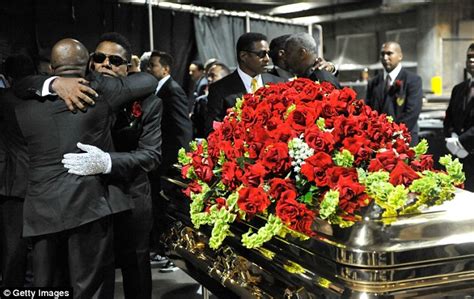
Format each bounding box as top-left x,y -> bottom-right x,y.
92,41 -> 128,78
207,65 -> 225,84
284,43 -> 306,76
148,56 -> 168,80
240,40 -> 270,76
380,43 -> 403,73
189,63 -> 202,82
466,49 -> 474,77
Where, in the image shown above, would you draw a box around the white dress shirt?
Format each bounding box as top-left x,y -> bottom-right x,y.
237,66 -> 263,94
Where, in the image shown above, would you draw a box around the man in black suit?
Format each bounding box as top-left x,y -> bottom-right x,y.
284,33 -> 341,89
204,32 -> 285,136
268,34 -> 293,80
0,54 -> 36,287
444,43 -> 474,191
146,50 -> 192,271
14,38 -> 157,298
365,41 -> 423,146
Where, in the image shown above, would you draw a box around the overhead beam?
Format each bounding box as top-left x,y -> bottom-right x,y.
259,0 -> 363,16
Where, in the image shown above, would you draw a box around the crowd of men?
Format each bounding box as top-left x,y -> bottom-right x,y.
0,29 -> 472,298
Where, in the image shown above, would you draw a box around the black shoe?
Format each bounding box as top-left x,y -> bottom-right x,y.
150,253 -> 169,266
159,260 -> 179,273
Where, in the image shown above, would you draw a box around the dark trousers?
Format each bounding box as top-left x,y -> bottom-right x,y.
32,216 -> 115,299
0,196 -> 28,287
114,194 -> 153,299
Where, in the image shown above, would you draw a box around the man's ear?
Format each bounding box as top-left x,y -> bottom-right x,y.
238,51 -> 247,62
164,65 -> 171,76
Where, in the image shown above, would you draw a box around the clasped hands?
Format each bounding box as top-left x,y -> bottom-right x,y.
62,143 -> 111,175
445,133 -> 468,159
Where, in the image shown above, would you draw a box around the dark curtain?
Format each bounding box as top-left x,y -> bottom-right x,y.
193,14 -> 245,69
152,8 -> 196,87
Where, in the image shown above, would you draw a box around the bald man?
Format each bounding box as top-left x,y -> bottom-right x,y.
14,39 -> 157,298
365,41 -> 423,146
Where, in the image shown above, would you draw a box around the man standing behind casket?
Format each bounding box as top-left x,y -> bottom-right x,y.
14,38 -> 157,298
284,33 -> 341,89
204,32 -> 284,136
365,41 -> 423,146
444,43 -> 474,192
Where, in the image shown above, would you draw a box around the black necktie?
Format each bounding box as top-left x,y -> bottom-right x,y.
384,75 -> 391,95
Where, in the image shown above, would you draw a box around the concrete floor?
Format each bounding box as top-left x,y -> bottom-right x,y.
114,266 -> 217,299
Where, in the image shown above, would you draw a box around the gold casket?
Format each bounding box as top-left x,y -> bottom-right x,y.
162,176 -> 474,298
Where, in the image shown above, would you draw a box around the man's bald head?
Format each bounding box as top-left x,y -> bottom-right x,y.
50,38 -> 89,76
380,41 -> 403,72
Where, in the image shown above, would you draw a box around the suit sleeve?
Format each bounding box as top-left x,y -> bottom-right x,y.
96,72 -> 158,111
204,84 -> 223,136
397,74 -> 423,130
365,79 -> 374,106
443,85 -> 457,137
108,95 -> 163,178
12,75 -> 51,99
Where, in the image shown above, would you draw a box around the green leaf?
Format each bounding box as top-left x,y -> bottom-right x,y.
413,139 -> 428,157
319,190 -> 339,219
333,149 -> 354,167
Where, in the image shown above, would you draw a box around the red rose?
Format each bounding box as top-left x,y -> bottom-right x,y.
304,126 -> 336,153
268,178 -> 297,200
183,181 -> 202,198
368,150 -> 399,172
276,195 -> 315,235
389,160 -> 420,186
300,152 -> 334,186
192,155 -> 214,183
336,176 -> 368,215
221,161 -> 243,190
131,101 -> 142,118
260,142 -> 291,174
268,123 -> 296,143
326,166 -> 358,189
215,197 -> 227,209
237,187 -> 270,215
410,154 -> 434,172
220,120 -> 235,141
287,106 -> 318,133
241,163 -> 267,187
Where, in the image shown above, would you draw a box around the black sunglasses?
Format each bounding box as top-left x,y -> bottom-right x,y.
91,52 -> 128,67
244,49 -> 270,59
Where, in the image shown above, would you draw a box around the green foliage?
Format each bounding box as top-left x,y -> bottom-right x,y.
241,215 -> 283,249
319,190 -> 339,219
333,149 -> 354,167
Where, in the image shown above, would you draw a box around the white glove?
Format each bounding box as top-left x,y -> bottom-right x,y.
62,142 -> 112,175
445,137 -> 469,159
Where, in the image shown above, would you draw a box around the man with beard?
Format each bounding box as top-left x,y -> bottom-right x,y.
204,32 -> 284,136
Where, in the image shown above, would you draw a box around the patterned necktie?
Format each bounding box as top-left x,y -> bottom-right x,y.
251,78 -> 258,93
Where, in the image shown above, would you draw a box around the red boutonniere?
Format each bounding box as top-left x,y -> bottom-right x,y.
131,101 -> 142,118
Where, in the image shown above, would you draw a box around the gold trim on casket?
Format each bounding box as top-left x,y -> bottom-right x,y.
162,176 -> 474,297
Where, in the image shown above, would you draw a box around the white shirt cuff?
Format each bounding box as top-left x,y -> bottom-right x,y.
104,153 -> 112,174
41,76 -> 58,96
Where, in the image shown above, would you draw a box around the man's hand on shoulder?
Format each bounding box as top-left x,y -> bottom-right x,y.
51,77 -> 98,112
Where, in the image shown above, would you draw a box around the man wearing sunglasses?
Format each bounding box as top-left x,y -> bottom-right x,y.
204,32 -> 284,136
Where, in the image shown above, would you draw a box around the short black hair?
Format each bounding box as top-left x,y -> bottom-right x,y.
150,50 -> 174,70
190,60 -> 204,71
97,32 -> 132,61
4,53 -> 36,80
468,43 -> 474,52
269,34 -> 291,62
236,32 -> 267,62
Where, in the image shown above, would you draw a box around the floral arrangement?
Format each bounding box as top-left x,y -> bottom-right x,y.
178,78 -> 465,250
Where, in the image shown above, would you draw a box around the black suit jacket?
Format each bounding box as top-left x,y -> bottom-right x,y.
0,88 -> 28,198
15,72 -> 157,237
205,71 -> 284,136
110,92 -> 162,206
444,79 -> 474,191
365,68 -> 423,143
306,68 -> 341,89
156,77 -> 192,175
